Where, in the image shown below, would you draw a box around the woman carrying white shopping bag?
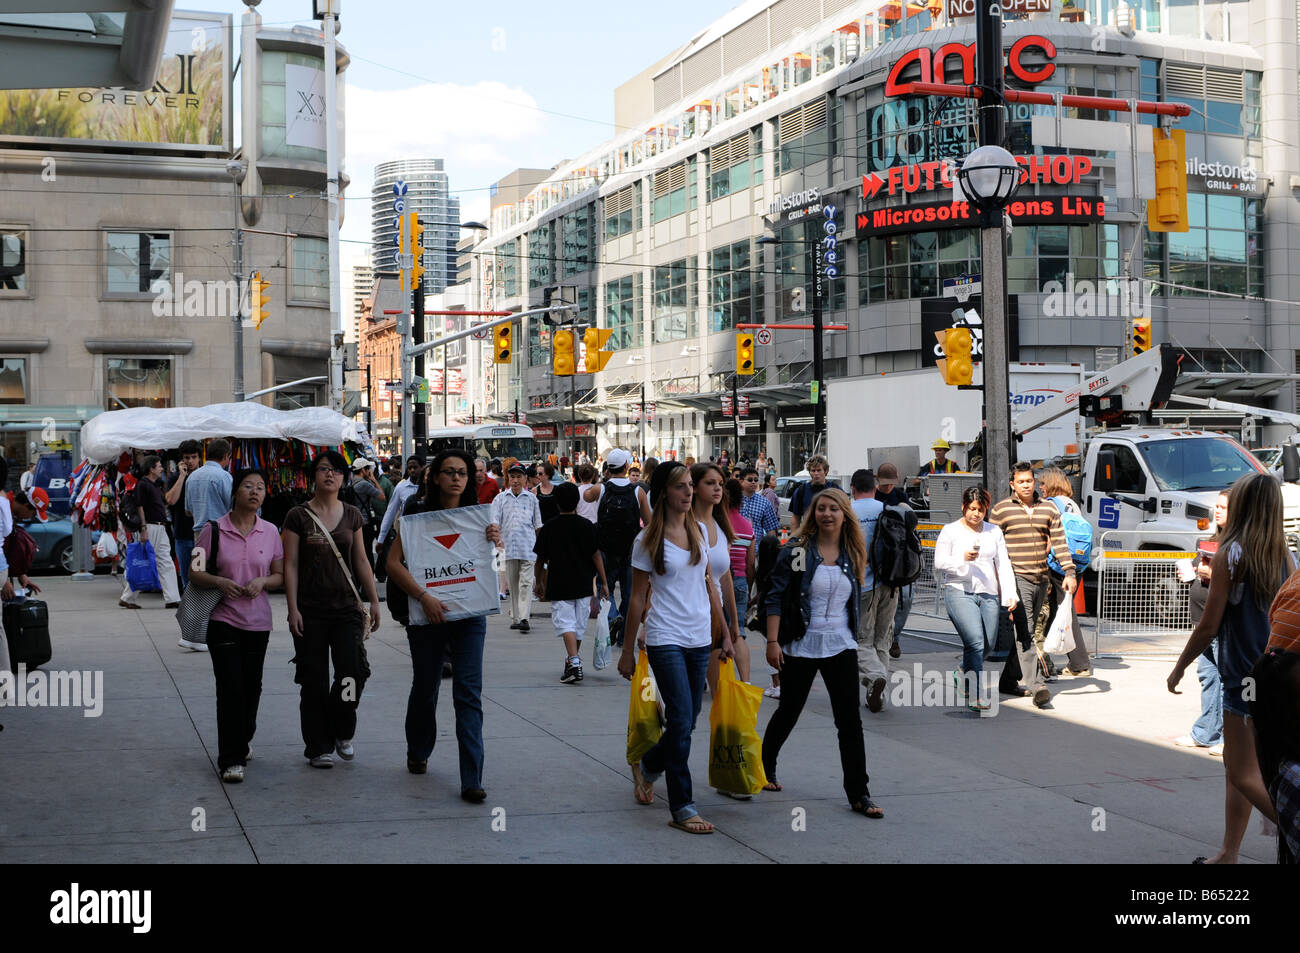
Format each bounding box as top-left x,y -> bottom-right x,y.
1037,468 -> 1093,678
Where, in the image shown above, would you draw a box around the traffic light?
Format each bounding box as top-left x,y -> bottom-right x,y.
407,212 -> 425,290
934,327 -> 973,385
493,323 -> 513,364
1132,317 -> 1152,355
584,327 -> 614,372
552,328 -> 575,376
1147,127 -> 1188,233
250,271 -> 270,329
736,332 -> 755,375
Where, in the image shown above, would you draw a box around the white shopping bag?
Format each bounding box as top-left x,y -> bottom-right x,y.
1044,600 -> 1076,655
399,505 -> 500,624
590,598 -> 611,670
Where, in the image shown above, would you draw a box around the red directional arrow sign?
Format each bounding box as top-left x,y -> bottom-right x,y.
861,172 -> 886,200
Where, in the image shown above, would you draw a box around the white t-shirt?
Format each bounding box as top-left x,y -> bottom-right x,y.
630,528 -> 712,648
786,562 -> 856,659
698,517 -> 731,598
932,520 -> 1018,607
576,483 -> 600,523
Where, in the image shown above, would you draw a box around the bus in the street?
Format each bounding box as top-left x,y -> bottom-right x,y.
425,423 -> 535,461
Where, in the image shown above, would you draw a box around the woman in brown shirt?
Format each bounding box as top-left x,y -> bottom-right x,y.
282,450 -> 381,769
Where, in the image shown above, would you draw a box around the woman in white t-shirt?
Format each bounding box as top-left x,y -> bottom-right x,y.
690,462 -> 741,695
617,460 -> 732,834
933,486 -> 1019,712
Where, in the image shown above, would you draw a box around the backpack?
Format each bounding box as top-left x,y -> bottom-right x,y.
870,503 -> 923,589
747,533 -> 783,633
118,482 -> 143,533
1047,496 -> 1094,574
4,524 -> 38,576
596,481 -> 641,555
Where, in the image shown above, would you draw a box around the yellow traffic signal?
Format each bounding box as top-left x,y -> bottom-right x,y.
1147,128 -> 1188,233
553,328 -> 575,376
944,328 -> 972,386
408,212 -> 425,290
1132,317 -> 1152,354
494,323 -> 513,364
250,271 -> 271,329
736,332 -> 755,375
584,327 -> 614,372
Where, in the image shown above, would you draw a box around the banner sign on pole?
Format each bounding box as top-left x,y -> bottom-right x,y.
399,505 -> 500,624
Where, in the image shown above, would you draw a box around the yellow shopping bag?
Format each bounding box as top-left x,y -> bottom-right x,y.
708,659 -> 768,795
626,651 -> 662,765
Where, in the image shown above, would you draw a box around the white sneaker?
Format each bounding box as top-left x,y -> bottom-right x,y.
309,754 -> 334,768
221,765 -> 245,783
335,738 -> 355,761
178,638 -> 209,652
1173,734 -> 1207,748
1208,743 -> 1225,757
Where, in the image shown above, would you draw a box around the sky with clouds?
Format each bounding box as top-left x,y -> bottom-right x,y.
224,0 -> 743,269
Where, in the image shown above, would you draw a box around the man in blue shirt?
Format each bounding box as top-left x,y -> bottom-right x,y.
737,466 -> 778,537
850,468 -> 895,714
184,438 -> 233,529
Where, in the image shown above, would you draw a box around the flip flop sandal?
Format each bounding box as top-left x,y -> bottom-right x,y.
761,778 -> 782,792
631,763 -> 654,805
852,798 -> 884,819
668,818 -> 715,834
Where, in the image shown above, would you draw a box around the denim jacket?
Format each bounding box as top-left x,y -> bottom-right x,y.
762,538 -> 861,636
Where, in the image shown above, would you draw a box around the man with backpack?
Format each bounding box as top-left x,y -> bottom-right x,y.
988,461 -> 1078,709
856,467 -> 923,712
583,448 -> 651,646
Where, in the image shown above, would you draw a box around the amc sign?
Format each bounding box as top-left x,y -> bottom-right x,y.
885,34 -> 1057,97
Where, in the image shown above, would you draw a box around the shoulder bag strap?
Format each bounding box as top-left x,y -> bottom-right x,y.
303,506 -> 366,614
206,519 -> 221,576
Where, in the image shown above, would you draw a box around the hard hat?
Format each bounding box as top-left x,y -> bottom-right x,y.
931,439 -> 951,450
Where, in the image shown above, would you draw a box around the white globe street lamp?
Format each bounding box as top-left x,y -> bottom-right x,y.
956,145 -> 1021,212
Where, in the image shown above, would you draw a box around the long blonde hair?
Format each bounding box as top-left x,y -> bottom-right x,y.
690,462 -> 735,545
794,486 -> 866,585
1221,473 -> 1290,611
640,463 -> 703,575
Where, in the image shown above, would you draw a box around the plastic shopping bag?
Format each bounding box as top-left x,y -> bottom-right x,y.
1044,600 -> 1076,655
707,659 -> 768,796
591,598 -> 611,671
94,533 -> 119,560
124,540 -> 161,593
626,651 -> 662,765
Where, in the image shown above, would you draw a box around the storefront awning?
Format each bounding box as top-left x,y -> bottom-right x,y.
651,381 -> 813,413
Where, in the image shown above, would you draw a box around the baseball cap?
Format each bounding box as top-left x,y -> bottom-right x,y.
350,458 -> 372,472
14,487 -> 49,522
876,462 -> 899,483
508,463 -> 528,475
607,448 -> 631,470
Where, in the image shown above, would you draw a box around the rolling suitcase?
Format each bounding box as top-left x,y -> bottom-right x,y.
3,599 -> 52,669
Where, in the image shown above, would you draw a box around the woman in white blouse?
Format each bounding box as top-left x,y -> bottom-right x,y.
933,486 -> 1019,712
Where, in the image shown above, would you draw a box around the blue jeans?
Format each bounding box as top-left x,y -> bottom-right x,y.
726,575 -> 748,630
175,538 -> 194,591
944,588 -> 1001,676
406,616 -> 487,791
1191,639 -> 1223,746
603,550 -> 633,627
640,644 -> 711,822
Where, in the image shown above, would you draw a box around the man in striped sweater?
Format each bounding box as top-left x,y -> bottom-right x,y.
989,461 -> 1078,708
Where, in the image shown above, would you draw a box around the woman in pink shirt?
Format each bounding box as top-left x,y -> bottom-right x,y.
190,469 -> 284,784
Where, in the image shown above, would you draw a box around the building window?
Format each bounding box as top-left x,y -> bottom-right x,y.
290,236 -> 329,303
776,98 -> 830,175
604,274 -> 642,349
653,258 -> 696,342
778,219 -> 845,314
106,231 -> 170,296
0,358 -> 27,403
860,229 -> 982,304
561,205 -> 592,277
1,229 -> 27,293
652,162 -> 689,222
497,239 -> 520,298
709,240 -> 760,333
604,183 -> 640,239
1145,196 -> 1262,297
105,357 -> 172,411
528,221 -> 554,289
528,314 -> 551,367
708,130 -> 761,202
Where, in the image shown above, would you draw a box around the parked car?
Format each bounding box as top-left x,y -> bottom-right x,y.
34,450 -> 75,517
777,472 -> 849,528
23,516 -> 110,574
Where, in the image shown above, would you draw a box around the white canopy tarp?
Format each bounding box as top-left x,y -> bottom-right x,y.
81,403 -> 373,464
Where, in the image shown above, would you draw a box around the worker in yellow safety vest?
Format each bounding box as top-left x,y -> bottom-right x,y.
918,439 -> 960,476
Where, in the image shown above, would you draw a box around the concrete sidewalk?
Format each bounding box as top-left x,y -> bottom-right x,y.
0,576 -> 1277,863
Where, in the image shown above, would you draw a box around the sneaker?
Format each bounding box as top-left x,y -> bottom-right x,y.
309,754 -> 334,769
1062,667 -> 1092,677
509,622 -> 522,630
1032,687 -> 1050,708
499,592 -> 508,601
561,662 -> 581,684
221,765 -> 245,783
763,685 -> 781,699
1174,734 -> 1208,748
177,638 -> 209,653
866,677 -> 886,713
1208,744 -> 1225,757
519,619 -> 530,632
573,663 -> 583,682
335,738 -> 355,761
